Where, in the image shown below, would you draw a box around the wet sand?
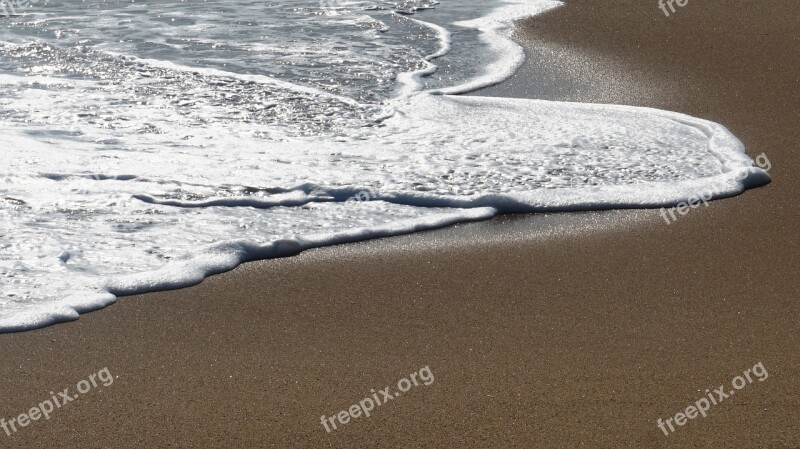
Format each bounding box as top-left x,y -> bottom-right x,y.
1,1 -> 798,448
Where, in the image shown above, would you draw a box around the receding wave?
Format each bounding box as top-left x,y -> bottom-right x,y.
0,0 -> 769,331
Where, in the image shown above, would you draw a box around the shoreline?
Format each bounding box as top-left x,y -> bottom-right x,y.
2,0 -> 775,334
1,1 -> 798,448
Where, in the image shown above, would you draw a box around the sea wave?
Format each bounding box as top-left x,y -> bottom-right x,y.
0,0 -> 769,331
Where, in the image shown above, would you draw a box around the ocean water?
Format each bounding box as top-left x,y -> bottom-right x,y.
0,0 -> 770,331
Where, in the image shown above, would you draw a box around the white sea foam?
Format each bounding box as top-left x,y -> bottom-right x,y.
433,0 -> 563,94
0,0 -> 770,331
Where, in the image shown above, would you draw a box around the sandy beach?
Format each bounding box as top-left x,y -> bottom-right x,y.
1,1 -> 798,448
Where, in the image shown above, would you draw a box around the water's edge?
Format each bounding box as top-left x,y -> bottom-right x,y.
0,0 -> 770,332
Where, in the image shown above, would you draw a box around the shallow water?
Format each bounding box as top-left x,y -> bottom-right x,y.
0,0 -> 769,331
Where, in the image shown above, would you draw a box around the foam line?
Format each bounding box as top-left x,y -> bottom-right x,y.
0,0 -> 772,333
393,12 -> 453,96
429,0 -> 564,95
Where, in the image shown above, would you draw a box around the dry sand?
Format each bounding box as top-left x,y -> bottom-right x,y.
0,1 -> 798,448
